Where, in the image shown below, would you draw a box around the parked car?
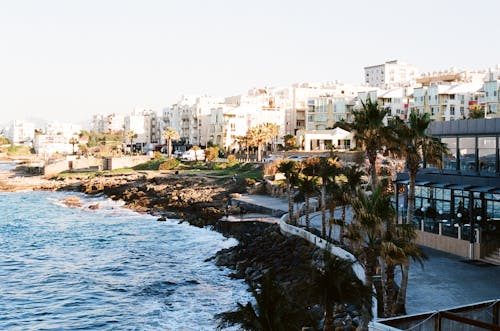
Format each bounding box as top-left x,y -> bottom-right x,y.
180,149 -> 205,161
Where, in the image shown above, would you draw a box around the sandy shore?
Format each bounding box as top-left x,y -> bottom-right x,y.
0,169 -> 65,192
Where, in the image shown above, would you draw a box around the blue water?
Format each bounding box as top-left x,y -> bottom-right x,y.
0,162 -> 17,171
0,191 -> 249,330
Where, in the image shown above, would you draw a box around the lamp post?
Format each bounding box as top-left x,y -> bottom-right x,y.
420,206 -> 427,231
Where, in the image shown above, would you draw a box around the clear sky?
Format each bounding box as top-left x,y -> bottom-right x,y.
0,0 -> 498,127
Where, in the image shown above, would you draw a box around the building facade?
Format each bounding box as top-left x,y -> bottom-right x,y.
395,118 -> 500,262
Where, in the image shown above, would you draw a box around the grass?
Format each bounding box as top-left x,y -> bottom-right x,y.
54,167 -> 134,179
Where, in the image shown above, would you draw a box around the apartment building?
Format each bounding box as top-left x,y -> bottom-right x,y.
8,120 -> 35,146
414,83 -> 483,121
90,113 -> 125,134
124,109 -> 161,151
364,60 -> 418,88
483,69 -> 500,117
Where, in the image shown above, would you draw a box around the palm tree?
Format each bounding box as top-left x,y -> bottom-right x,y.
277,160 -> 299,225
125,130 -> 137,155
246,123 -> 281,162
216,273 -> 302,331
316,157 -> 340,237
68,137 -> 78,155
297,175 -> 317,230
162,127 -> 180,158
351,98 -> 388,188
311,253 -> 373,331
338,165 -> 365,244
265,123 -> 280,154
391,224 -> 427,316
347,185 -> 393,292
389,113 -> 448,226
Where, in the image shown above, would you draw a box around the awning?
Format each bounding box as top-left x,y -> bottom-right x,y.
470,186 -> 497,193
415,181 -> 432,186
430,182 -> 451,188
448,184 -> 473,191
395,179 -> 410,185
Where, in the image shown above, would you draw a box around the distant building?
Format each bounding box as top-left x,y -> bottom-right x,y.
8,120 -> 35,146
91,113 -> 125,134
364,60 -> 418,88
124,109 -> 161,151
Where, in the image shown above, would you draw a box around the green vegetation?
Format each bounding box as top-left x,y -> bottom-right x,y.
133,156 -> 170,170
54,167 -> 134,179
7,145 -> 32,156
158,158 -> 180,170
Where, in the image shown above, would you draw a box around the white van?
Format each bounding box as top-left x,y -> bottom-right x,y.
180,149 -> 205,161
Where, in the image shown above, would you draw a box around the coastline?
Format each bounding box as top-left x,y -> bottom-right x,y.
0,167 -> 351,329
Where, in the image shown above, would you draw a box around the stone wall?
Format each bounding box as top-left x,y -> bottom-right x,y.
104,156 -> 152,170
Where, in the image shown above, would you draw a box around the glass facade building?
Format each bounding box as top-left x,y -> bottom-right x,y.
395,118 -> 500,259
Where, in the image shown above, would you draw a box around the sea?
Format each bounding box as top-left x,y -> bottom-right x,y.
0,163 -> 250,330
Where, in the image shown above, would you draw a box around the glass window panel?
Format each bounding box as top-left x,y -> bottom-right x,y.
442,137 -> 457,170
459,137 -> 476,171
478,136 -> 496,173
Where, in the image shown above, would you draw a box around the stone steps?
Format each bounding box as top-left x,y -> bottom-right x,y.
481,248 -> 500,266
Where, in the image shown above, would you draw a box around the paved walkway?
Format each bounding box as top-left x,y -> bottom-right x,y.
231,194 -> 500,314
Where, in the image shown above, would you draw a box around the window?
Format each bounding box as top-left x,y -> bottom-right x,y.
478,137 -> 496,173
495,91 -> 498,97
450,106 -> 455,116
459,137 -> 476,172
442,137 -> 457,170
450,94 -> 455,100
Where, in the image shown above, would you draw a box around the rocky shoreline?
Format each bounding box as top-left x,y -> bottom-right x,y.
0,168 -> 362,330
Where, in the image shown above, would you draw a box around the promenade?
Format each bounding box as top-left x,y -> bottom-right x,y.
232,194 -> 500,315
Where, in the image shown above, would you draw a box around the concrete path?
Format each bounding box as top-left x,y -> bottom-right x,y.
230,194 -> 500,314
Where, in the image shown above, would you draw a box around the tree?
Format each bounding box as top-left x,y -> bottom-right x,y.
468,104 -> 485,119
311,253 -> 373,331
192,145 -> 202,161
246,123 -> 281,162
68,137 -> 78,155
347,185 -> 393,293
216,273 -> 303,331
162,127 -> 180,158
125,130 -> 137,155
277,160 -> 300,225
388,113 -> 448,227
265,123 -> 280,153
283,134 -> 296,151
351,98 -> 388,188
297,175 -> 317,230
337,165 -> 365,245
315,157 -> 340,237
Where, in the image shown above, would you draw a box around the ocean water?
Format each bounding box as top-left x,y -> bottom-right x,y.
0,191 -> 249,330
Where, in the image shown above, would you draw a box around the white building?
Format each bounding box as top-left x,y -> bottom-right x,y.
364,60 -> 418,88
8,120 -> 35,146
33,134 -> 78,157
124,109 -> 161,151
483,68 -> 500,117
90,113 -> 125,134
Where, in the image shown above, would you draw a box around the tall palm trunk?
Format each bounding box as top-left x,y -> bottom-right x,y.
321,185 -> 327,237
287,181 -> 294,225
381,261 -> 396,317
340,204 -> 346,245
304,192 -> 310,230
393,263 -> 409,315
368,150 -> 378,188
406,169 -> 417,226
324,300 -> 334,331
167,138 -> 172,158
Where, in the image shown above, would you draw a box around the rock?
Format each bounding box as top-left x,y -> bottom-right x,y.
88,203 -> 100,210
157,217 -> 167,222
62,196 -> 83,208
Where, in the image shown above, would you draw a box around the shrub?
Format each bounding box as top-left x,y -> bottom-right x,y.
205,146 -> 219,162
159,158 -> 180,170
133,157 -> 167,170
227,154 -> 237,164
